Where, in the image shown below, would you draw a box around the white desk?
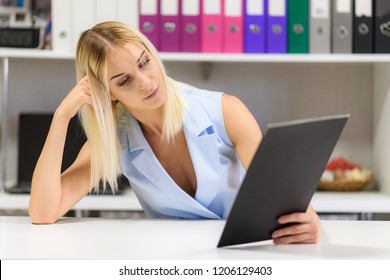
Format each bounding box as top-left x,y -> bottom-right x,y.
1,216 -> 390,259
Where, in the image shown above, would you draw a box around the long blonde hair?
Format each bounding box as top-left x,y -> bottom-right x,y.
75,21 -> 184,192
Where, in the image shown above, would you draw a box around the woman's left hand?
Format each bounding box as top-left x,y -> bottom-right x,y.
271,206 -> 322,244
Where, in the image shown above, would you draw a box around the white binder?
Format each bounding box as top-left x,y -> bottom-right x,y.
95,0 -> 117,23
51,0 -> 72,51
95,0 -> 140,29
117,0 -> 139,29
71,0 -> 95,50
52,0 -> 139,51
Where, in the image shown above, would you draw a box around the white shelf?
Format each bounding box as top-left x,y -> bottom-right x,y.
0,189 -> 143,211
1,49 -> 390,63
1,189 -> 390,214
0,49 -> 75,60
312,192 -> 390,213
161,53 -> 390,63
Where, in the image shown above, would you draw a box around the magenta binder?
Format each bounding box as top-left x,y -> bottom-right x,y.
181,0 -> 201,52
224,0 -> 244,53
244,0 -> 267,53
201,0 -> 224,53
160,0 -> 181,52
266,0 -> 287,53
139,0 -> 160,50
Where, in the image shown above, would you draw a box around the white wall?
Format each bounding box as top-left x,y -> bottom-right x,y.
4,59 -> 373,186
373,63 -> 390,195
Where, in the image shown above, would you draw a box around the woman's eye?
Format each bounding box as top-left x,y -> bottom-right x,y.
139,58 -> 151,69
118,76 -> 130,87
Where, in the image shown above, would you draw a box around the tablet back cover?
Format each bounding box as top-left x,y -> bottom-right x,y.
217,115 -> 349,247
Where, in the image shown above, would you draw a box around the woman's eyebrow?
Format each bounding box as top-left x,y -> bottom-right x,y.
110,50 -> 146,80
110,73 -> 124,81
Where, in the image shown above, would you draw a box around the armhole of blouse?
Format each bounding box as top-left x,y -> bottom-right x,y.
201,91 -> 234,148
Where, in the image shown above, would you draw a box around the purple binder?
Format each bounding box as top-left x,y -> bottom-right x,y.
139,0 -> 160,50
266,0 -> 287,53
244,0 -> 267,53
181,0 -> 201,52
160,0 -> 181,52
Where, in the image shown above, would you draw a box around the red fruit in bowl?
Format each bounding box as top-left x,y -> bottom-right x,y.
325,157 -> 361,171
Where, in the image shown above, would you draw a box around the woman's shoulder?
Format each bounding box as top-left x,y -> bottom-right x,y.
178,85 -> 223,105
176,84 -> 234,145
179,87 -> 223,115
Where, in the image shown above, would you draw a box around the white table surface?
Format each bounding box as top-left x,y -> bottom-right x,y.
1,216 -> 390,260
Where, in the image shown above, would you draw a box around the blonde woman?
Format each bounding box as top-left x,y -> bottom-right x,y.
29,21 -> 321,244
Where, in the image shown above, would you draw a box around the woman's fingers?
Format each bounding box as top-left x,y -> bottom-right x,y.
271,212 -> 321,244
57,76 -> 93,119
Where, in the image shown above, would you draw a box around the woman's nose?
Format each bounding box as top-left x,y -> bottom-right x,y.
138,75 -> 151,91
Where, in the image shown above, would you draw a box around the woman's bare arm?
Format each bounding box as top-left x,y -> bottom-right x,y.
29,77 -> 93,224
222,94 -> 262,170
28,114 -> 91,224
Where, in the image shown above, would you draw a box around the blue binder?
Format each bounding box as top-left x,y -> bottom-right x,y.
244,0 -> 267,53
266,0 -> 287,53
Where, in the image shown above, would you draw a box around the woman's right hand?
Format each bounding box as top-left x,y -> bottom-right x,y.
55,76 -> 93,120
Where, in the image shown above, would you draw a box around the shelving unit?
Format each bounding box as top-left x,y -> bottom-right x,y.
1,49 -> 390,217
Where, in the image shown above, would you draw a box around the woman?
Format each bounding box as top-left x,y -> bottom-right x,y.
29,21 -> 321,244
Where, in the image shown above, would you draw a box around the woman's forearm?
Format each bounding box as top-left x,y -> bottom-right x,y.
28,111 -> 71,223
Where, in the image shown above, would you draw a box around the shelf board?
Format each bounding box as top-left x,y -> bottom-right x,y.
0,49 -> 75,60
1,49 -> 390,63
0,188 -> 143,211
161,53 -> 390,63
312,191 -> 390,213
1,189 -> 390,213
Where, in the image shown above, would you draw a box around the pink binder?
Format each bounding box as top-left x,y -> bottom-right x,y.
139,0 -> 160,50
223,0 -> 244,53
201,0 -> 224,53
181,0 -> 201,52
160,0 -> 181,52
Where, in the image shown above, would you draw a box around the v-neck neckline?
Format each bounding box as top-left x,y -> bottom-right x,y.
124,91 -> 223,210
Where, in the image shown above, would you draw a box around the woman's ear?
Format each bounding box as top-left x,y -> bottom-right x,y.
110,95 -> 117,102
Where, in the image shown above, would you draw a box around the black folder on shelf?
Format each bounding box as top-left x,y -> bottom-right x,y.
353,0 -> 374,53
374,0 -> 390,53
217,115 -> 349,247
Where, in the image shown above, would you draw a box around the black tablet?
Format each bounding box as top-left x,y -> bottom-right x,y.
217,115 -> 349,247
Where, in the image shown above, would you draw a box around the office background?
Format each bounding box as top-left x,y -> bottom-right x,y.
1,0 -> 390,220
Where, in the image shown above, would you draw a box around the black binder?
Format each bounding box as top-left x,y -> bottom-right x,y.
353,0 -> 374,53
374,0 -> 390,53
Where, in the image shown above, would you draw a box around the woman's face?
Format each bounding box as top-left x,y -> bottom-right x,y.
107,43 -> 166,113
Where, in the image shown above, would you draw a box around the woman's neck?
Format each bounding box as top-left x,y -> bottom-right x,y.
131,108 -> 164,138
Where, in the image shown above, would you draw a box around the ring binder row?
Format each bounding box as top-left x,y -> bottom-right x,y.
51,0 -> 390,54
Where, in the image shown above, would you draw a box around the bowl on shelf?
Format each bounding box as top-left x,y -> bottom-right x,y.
318,157 -> 374,192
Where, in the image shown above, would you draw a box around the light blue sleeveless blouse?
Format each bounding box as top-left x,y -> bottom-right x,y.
118,87 -> 246,219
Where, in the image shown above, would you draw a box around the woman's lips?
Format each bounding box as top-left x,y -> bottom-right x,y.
143,87 -> 158,100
